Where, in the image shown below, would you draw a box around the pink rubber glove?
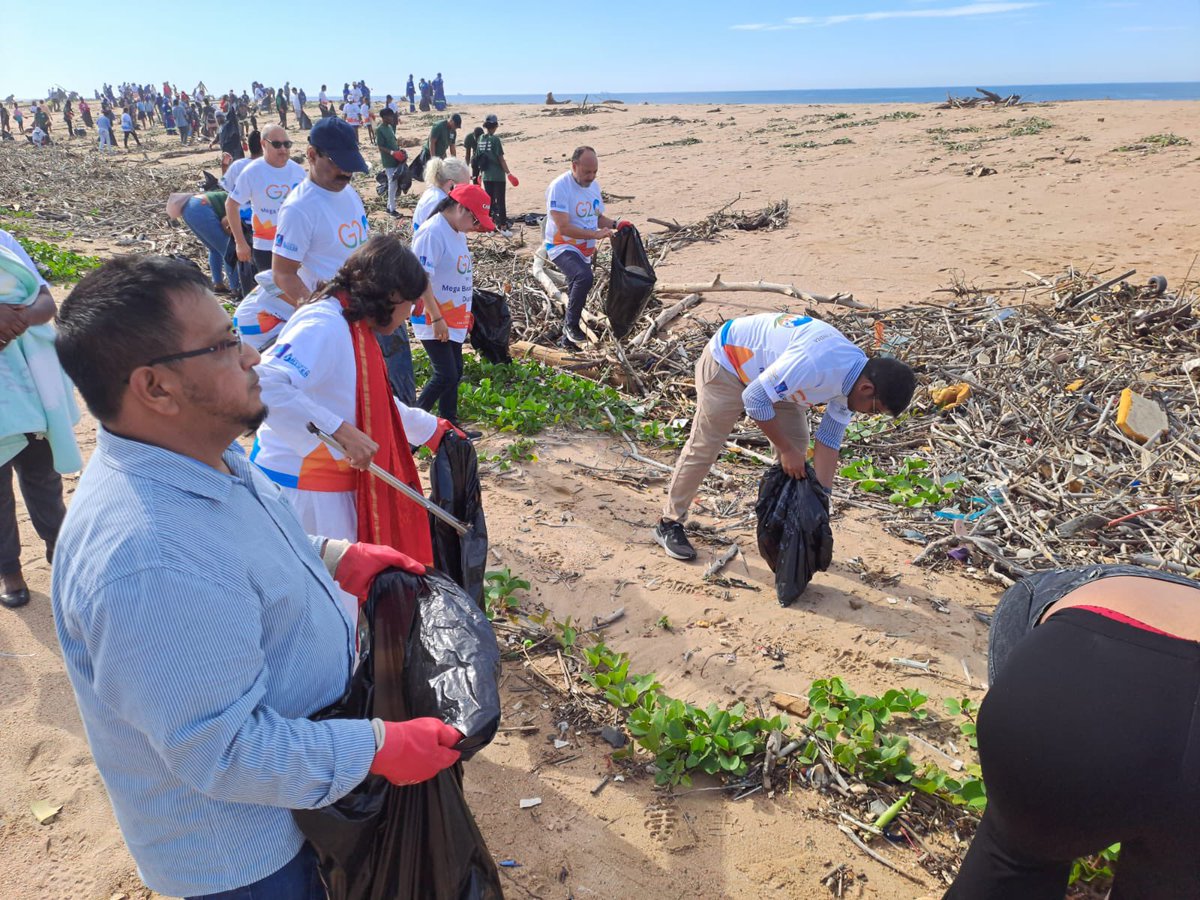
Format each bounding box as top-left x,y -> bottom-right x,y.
370,719 -> 462,785
507,174 -> 519,187
391,149 -> 407,163
426,418 -> 467,453
335,542 -> 426,602
616,219 -> 634,231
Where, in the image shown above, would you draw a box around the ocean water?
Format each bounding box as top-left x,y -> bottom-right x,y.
390,82 -> 1199,106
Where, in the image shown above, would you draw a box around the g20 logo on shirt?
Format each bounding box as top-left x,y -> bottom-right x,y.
338,218 -> 368,249
775,314 -> 813,329
455,255 -> 471,275
264,183 -> 291,201
575,200 -> 595,218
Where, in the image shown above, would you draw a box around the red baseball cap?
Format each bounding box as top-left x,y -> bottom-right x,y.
448,183 -> 496,232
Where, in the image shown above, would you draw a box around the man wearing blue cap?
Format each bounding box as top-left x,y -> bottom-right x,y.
272,118 -> 370,307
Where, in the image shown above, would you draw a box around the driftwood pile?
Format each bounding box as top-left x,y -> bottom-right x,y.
478,213 -> 1200,582
471,198 -> 863,395
935,88 -> 1023,109
0,140 -> 214,262
830,269 -> 1200,581
644,195 -> 790,266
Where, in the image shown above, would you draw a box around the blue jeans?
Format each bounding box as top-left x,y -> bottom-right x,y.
185,844 -> 325,900
181,196 -> 237,291
418,339 -> 463,422
377,331 -> 416,406
553,250 -> 594,329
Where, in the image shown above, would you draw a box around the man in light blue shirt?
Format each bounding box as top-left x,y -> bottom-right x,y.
52,255 -> 462,899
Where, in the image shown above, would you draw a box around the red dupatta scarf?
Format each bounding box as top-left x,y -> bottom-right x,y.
336,291 -> 434,564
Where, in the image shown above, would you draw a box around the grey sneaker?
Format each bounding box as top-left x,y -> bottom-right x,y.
654,519 -> 697,561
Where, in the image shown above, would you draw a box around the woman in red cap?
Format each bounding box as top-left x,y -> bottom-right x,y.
410,183 -> 494,436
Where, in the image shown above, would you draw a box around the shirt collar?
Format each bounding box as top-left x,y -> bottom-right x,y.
841,355 -> 867,397
96,428 -> 250,501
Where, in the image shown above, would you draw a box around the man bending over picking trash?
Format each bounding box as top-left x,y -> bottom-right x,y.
654,312 -> 916,561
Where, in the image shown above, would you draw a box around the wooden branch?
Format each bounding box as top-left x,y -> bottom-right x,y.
647,216 -> 683,232
654,273 -> 868,310
1065,269 -> 1136,308
704,543 -> 740,578
511,340 -> 631,390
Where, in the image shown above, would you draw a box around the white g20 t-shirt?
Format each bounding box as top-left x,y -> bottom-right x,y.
273,178 -> 369,292
229,158 -> 306,251
411,213 -> 472,343
221,156 -> 253,193
544,170 -> 604,262
411,186 -> 446,233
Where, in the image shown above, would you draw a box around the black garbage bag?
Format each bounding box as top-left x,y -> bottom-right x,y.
294,568 -> 502,900
468,289 -> 512,364
428,434 -> 489,608
604,224 -> 657,338
756,463 -> 833,606
410,146 -> 429,182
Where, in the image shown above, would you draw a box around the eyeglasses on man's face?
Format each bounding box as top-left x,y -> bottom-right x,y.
267,139 -> 293,149
143,329 -> 245,367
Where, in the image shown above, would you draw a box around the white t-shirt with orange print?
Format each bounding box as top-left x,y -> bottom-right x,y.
228,157 -> 306,251
410,213 -> 472,343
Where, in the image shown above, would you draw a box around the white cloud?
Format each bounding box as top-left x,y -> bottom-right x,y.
733,2 -> 1038,31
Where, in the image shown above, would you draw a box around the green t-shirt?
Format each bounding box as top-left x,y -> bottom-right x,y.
203,191 -> 229,222
376,123 -> 399,168
476,132 -> 505,182
463,131 -> 478,156
427,120 -> 456,158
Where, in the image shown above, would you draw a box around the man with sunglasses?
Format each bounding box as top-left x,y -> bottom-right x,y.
226,124 -> 305,274
51,255 -> 463,899
654,312 -> 917,562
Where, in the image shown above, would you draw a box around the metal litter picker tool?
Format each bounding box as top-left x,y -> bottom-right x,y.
306,423 -> 470,536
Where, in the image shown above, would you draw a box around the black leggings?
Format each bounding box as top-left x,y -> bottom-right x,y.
417,339 -> 463,423
946,609 -> 1200,899
123,129 -> 140,147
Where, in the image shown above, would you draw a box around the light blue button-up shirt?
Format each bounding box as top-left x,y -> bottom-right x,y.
52,429 -> 376,897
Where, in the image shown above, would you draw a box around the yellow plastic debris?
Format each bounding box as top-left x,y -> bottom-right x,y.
930,383 -> 972,410
1065,379 -> 1085,392
1116,388 -> 1168,444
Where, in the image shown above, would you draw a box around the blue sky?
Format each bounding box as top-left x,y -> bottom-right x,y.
3,1 -> 1197,98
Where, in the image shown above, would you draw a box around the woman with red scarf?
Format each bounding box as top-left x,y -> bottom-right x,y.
252,235 -> 461,567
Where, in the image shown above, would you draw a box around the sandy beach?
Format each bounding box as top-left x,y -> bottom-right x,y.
1,96 -> 1197,899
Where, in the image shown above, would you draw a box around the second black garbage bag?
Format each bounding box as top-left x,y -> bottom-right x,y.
604,224 -> 657,338
469,288 -> 512,365
756,463 -> 834,606
428,432 -> 489,609
293,568 -> 503,900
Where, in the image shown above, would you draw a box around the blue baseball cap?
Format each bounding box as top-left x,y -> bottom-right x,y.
308,117 -> 368,174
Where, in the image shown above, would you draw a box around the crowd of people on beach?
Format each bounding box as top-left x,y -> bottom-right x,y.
1,69 -> 1197,900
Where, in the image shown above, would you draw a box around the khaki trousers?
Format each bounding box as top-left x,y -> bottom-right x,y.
663,347 -> 809,523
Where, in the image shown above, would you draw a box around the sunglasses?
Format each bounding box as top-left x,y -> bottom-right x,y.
267,139 -> 293,149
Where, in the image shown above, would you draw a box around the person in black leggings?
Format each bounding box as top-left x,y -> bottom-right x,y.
946,565 -> 1200,899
